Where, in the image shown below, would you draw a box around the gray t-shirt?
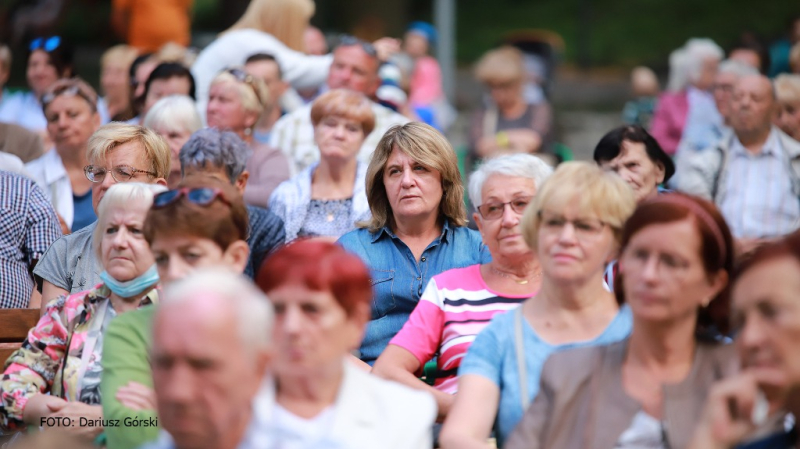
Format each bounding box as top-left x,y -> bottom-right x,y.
34,221 -> 102,294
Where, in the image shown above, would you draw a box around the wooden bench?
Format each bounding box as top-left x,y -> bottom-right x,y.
0,309 -> 42,365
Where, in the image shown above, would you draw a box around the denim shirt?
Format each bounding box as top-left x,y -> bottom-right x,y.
338,220 -> 491,364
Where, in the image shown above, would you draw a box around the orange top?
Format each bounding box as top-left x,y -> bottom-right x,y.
114,0 -> 193,52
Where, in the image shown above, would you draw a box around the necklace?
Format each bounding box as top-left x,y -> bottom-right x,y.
490,266 -> 540,285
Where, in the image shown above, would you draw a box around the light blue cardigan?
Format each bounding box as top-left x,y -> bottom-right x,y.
268,161 -> 371,242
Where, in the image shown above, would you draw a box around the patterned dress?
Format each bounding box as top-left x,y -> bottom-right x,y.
0,284 -> 158,430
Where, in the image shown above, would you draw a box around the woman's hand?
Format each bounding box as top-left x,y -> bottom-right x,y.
22,394 -> 67,426
372,37 -> 400,62
115,381 -> 157,411
46,402 -> 105,439
687,374 -> 762,449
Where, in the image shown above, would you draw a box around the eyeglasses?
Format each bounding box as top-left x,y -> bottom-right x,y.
84,165 -> 157,183
29,36 -> 61,52
477,197 -> 533,220
537,210 -> 607,238
153,188 -> 230,209
226,67 -> 265,106
338,35 -> 377,58
42,85 -> 97,110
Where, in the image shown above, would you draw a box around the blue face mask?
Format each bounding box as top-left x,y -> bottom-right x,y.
100,264 -> 160,298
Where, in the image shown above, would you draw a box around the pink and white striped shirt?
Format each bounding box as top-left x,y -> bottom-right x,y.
388,264 -> 529,394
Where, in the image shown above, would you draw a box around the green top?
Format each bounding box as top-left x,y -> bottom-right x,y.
100,305 -> 160,449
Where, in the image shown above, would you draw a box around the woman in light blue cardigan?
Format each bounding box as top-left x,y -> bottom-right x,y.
269,89 -> 374,242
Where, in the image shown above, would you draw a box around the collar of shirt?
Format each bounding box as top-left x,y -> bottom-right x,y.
731,128 -> 782,158
370,218 -> 453,244
84,283 -> 160,308
40,149 -> 69,186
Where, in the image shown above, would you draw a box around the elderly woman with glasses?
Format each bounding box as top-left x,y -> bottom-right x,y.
269,89 -> 375,242
338,122 -> 491,366
440,162 -> 637,448
206,67 -> 291,208
0,183 -> 165,440
25,78 -> 102,234
506,193 -> 738,449
34,123 -> 170,310
372,154 -> 552,422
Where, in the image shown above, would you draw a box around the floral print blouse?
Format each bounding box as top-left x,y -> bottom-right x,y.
0,283 -> 158,430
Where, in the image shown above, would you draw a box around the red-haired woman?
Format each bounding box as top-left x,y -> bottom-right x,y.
507,193 -> 739,449
253,240 -> 436,449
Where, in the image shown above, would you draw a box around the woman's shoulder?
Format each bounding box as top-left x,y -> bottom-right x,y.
432,264 -> 483,289
541,341 -> 623,384
450,225 -> 483,243
337,227 -> 374,249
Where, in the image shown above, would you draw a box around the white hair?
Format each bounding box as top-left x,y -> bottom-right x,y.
160,269 -> 274,354
143,95 -> 203,135
666,48 -> 690,92
718,59 -> 759,78
93,182 -> 168,261
468,153 -> 553,210
685,38 -> 724,84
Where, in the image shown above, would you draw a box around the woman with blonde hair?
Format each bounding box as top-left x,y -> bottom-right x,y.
269,89 -> 375,242
206,67 -> 291,207
440,162 -> 636,448
98,45 -> 138,122
191,0 -> 332,119
469,46 -> 553,165
338,122 -> 490,365
775,74 -> 800,141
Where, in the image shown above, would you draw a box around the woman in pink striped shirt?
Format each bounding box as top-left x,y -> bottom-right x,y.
372,153 -> 552,421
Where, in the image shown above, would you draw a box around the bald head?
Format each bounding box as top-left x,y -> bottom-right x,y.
152,270 -> 273,449
730,74 -> 777,140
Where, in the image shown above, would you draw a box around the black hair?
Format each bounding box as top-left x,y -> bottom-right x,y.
245,53 -> 283,79
25,36 -> 75,78
593,125 -> 676,184
143,62 -> 196,101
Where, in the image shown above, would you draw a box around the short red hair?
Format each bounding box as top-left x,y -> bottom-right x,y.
255,240 -> 372,317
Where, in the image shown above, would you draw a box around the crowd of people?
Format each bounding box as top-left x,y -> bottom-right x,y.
1,1 -> 800,448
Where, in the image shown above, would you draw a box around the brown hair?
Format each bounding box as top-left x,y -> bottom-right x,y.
616,193 -> 735,336
144,175 -> 249,250
363,122 -> 466,232
42,77 -> 99,113
310,89 -> 376,135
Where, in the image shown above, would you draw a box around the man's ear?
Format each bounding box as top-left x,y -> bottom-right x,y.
236,171 -> 250,195
223,240 -> 251,274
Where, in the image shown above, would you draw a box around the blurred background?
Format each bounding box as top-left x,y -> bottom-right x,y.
1,0 -> 798,159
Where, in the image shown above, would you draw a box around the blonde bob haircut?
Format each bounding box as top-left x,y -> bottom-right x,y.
775,74 -> 800,105
210,69 -> 269,118
101,44 -> 138,70
87,122 -> 172,180
93,182 -> 167,261
363,122 -> 467,232
311,89 -> 376,136
521,161 -> 636,252
474,46 -> 526,85
225,0 -> 314,53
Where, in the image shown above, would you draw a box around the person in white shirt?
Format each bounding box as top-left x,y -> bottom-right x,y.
25,78 -> 102,233
270,37 -> 410,172
252,240 -> 436,449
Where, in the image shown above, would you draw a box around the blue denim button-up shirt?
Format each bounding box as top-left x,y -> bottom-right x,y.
338,220 -> 491,364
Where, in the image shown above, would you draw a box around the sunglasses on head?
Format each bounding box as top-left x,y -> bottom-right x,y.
225,67 -> 264,105
42,84 -> 96,110
338,35 -> 377,58
153,187 -> 230,209
29,36 -> 61,52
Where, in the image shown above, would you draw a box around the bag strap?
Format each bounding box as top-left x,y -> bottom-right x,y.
514,307 -> 529,411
